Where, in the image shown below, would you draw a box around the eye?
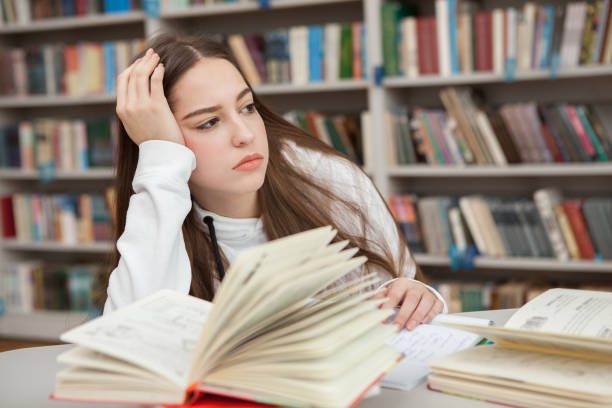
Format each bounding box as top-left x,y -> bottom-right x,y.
241,103 -> 256,114
196,118 -> 218,130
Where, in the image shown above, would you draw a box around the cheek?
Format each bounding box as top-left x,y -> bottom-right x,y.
184,133 -> 227,186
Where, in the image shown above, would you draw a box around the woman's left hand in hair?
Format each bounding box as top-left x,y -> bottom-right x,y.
372,278 -> 445,331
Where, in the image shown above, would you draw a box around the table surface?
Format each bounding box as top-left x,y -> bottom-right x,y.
0,309 -> 516,408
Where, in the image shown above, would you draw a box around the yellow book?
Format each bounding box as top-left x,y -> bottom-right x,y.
554,205 -> 581,259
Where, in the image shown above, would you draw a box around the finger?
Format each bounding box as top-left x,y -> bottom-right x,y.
128,48 -> 154,103
150,63 -> 165,100
116,59 -> 140,114
423,300 -> 445,324
380,280 -> 409,310
392,289 -> 422,329
134,49 -> 160,99
404,293 -> 435,331
372,287 -> 388,300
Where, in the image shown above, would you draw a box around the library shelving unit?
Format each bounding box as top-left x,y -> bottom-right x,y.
374,0 -> 612,282
1,0 -> 612,341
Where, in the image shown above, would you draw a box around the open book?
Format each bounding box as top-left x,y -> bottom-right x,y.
51,226 -> 403,408
428,288 -> 612,408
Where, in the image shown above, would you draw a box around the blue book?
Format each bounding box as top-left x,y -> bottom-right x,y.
540,5 -> 555,68
103,42 -> 116,95
62,0 -> 76,16
308,25 -> 324,82
448,0 -> 460,74
361,23 -> 368,79
0,127 -> 6,167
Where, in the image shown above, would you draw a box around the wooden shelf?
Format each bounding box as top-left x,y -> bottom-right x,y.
0,168 -> 114,180
0,240 -> 112,253
384,65 -> 612,88
0,311 -> 89,341
254,80 -> 369,95
0,94 -> 116,108
388,163 -> 612,178
160,0 -> 360,18
0,11 -> 145,34
414,254 -> 612,273
0,80 -> 368,107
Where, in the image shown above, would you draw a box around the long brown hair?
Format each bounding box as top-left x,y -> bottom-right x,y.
103,33 -> 422,305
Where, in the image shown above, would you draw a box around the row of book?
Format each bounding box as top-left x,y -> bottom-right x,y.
161,0 -> 251,8
432,280 -> 612,312
0,261 -> 103,314
283,111 -> 365,166
0,0 -> 135,25
0,117 -> 118,172
388,89 -> 612,165
389,188 -> 612,261
0,38 -> 146,97
382,1 -> 612,78
0,189 -> 115,244
228,21 -> 367,86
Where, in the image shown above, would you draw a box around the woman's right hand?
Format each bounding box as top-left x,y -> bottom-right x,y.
116,48 -> 185,146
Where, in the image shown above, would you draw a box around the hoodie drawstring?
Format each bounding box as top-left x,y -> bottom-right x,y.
203,216 -> 226,281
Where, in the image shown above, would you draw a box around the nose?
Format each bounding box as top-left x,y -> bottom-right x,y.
229,113 -> 255,147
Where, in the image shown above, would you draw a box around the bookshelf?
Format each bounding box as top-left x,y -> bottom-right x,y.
1,0 -> 612,340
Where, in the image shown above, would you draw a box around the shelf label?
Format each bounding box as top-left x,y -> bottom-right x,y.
143,0 -> 160,18
39,162 -> 56,183
504,57 -> 516,83
374,65 -> 384,86
549,52 -> 560,80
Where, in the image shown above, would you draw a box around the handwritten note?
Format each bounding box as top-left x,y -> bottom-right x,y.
381,323 -> 482,390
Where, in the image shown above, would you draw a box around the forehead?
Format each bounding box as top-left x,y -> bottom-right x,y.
171,58 -> 248,112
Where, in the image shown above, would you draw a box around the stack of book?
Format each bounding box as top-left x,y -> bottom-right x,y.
387,88 -> 612,165
0,261 -> 103,314
227,21 -> 367,86
0,38 -> 146,97
0,189 -> 115,245
283,110 -> 365,165
389,188 -> 612,261
382,1 -> 612,78
0,117 -> 118,171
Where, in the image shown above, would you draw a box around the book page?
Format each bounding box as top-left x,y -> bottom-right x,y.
505,288 -> 612,338
60,290 -> 212,387
430,345 -> 612,397
380,316 -> 483,390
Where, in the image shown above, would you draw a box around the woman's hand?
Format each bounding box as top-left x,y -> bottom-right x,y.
373,277 -> 445,330
115,48 -> 185,146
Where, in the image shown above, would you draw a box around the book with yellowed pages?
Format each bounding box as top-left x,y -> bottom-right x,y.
428,288 -> 612,408
51,226 -> 403,408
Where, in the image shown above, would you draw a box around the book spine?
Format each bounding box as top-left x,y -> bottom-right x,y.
562,200 -> 596,259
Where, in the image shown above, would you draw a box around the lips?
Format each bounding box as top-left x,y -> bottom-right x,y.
233,153 -> 264,170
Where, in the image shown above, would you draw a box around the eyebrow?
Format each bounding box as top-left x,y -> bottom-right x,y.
181,87 -> 253,121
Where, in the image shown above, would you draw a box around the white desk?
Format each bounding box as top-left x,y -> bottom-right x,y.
0,309 -> 516,408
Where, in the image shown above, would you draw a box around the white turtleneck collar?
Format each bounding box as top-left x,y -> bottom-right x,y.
191,200 -> 267,264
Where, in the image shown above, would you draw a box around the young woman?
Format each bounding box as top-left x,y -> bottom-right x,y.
104,33 -> 446,330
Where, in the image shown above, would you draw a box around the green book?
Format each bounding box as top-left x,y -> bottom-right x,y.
421,111 -> 445,164
339,23 -> 353,79
323,116 -> 349,157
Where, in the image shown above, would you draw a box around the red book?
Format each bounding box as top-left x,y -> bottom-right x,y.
474,11 -> 493,71
416,17 -> 439,75
1,196 -> 16,238
562,200 -> 596,259
541,123 -> 563,162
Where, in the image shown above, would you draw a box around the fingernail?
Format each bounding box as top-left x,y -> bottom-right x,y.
406,320 -> 418,330
146,48 -> 153,56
